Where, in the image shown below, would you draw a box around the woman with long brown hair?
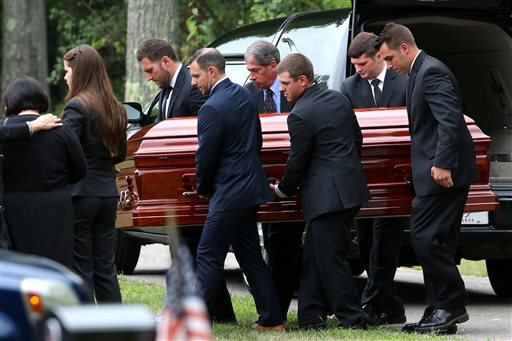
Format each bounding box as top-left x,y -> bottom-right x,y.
62,44 -> 127,302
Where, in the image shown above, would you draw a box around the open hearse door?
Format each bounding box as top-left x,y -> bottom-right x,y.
351,0 -> 512,297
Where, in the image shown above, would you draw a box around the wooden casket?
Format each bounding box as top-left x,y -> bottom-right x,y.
116,107 -> 498,230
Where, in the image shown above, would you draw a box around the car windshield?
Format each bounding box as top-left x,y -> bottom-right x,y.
275,9 -> 351,90
210,9 -> 351,89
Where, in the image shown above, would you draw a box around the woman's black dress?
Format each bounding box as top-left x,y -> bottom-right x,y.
2,115 -> 86,267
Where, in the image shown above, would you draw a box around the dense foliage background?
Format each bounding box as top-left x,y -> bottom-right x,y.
1,0 -> 350,111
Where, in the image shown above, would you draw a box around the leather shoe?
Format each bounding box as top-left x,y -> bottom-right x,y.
420,305 -> 435,320
403,307 -> 468,334
339,317 -> 368,330
252,323 -> 286,332
297,321 -> 327,330
402,305 -> 435,332
362,304 -> 379,325
378,311 -> 406,325
363,304 -> 406,325
403,322 -> 457,335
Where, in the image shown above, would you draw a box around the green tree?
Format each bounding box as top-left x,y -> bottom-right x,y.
125,0 -> 179,104
47,0 -> 126,108
181,0 -> 350,58
1,0 -> 48,106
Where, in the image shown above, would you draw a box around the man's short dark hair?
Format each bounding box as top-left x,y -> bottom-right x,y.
136,39 -> 178,62
3,76 -> 49,116
348,32 -> 378,58
375,22 -> 416,51
189,48 -> 225,74
245,40 -> 280,65
276,53 -> 314,82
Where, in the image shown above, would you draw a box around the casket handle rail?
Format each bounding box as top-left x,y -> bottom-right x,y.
118,176 -> 138,210
182,173 -> 198,197
394,164 -> 412,185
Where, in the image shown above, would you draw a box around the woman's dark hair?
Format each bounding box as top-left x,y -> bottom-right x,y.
3,76 -> 49,116
64,44 -> 127,156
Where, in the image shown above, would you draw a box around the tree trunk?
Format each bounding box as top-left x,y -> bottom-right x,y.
1,0 -> 48,109
125,0 -> 179,104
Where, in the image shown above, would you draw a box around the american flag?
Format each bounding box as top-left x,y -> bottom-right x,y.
156,228 -> 212,341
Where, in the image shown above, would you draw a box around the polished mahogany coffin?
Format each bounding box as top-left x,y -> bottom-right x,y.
116,107 -> 498,229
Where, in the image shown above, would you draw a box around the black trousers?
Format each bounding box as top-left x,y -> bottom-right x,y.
72,196 -> 121,303
196,206 -> 282,326
298,208 -> 364,328
262,221 -> 304,320
179,226 -> 235,322
357,217 -> 406,316
409,185 -> 470,309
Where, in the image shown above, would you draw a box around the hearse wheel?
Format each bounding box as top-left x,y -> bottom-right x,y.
115,231 -> 141,275
486,258 -> 512,298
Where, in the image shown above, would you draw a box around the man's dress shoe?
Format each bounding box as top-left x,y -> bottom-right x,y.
402,305 -> 435,332
362,304 -> 406,325
297,321 -> 327,330
402,307 -> 468,334
339,316 -> 368,330
378,311 -> 407,325
252,323 -> 285,332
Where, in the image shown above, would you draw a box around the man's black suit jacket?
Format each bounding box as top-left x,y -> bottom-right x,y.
341,69 -> 407,156
407,51 -> 478,196
278,84 -> 371,221
245,81 -> 293,113
156,65 -> 207,121
340,69 -> 407,108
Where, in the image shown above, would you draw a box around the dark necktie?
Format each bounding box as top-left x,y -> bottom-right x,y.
371,79 -> 382,107
264,89 -> 277,113
158,85 -> 173,119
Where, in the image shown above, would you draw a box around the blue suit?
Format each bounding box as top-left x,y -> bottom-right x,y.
195,78 -> 282,326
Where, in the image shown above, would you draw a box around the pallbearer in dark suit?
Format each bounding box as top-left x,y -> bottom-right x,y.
244,40 -> 292,114
376,23 -> 478,334
272,53 -> 371,330
137,39 -> 206,121
244,40 -> 303,322
341,32 -> 408,325
189,48 -> 284,332
137,39 -> 234,323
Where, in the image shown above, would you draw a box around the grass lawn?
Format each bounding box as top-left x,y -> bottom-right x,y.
118,260 -> 486,340
118,278 -> 461,340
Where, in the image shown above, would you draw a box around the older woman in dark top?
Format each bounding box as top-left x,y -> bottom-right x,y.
2,77 -> 87,267
0,113 -> 61,141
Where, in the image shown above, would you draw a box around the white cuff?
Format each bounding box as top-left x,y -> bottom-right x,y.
274,185 -> 288,199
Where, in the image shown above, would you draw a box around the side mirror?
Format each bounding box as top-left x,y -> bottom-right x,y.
123,102 -> 143,123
